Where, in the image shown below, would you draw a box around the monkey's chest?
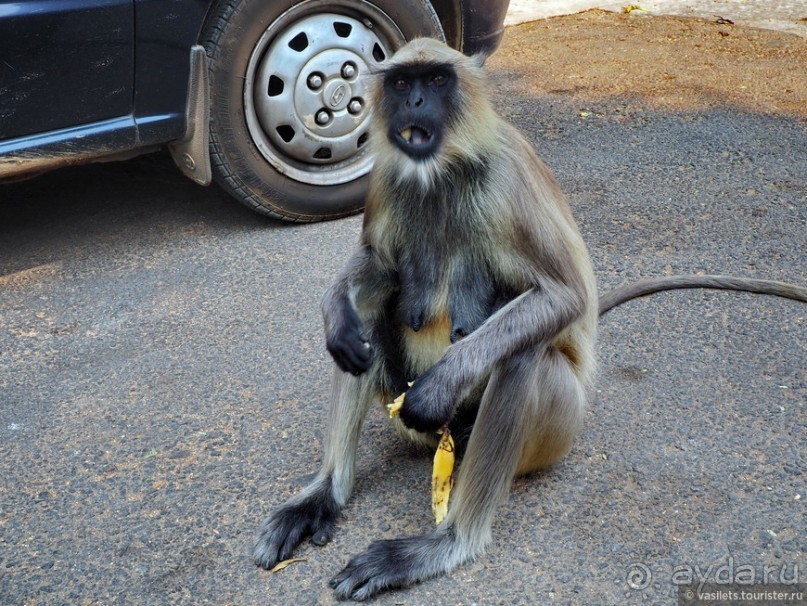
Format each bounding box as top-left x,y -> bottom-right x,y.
399,311 -> 453,376
388,245 -> 500,376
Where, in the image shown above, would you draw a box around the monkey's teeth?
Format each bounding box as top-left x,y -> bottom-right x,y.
411,128 -> 429,145
400,127 -> 412,142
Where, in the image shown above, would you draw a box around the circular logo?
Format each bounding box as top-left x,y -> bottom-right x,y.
626,562 -> 652,590
330,84 -> 347,107
323,80 -> 351,111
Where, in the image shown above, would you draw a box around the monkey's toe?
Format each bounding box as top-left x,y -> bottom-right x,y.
312,527 -> 333,546
253,513 -> 306,569
329,541 -> 409,601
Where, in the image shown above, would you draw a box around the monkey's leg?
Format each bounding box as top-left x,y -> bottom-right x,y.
254,368 -> 377,569
329,347 -> 583,600
515,350 -> 585,475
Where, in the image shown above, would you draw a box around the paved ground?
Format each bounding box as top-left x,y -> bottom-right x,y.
507,0 -> 807,37
1,9 -> 805,606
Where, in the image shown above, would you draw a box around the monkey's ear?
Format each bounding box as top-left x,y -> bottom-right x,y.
470,51 -> 488,68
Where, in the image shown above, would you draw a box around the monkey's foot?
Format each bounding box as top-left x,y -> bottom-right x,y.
254,480 -> 340,570
329,531 -> 466,601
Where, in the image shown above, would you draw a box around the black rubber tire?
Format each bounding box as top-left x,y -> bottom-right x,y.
201,0 -> 444,222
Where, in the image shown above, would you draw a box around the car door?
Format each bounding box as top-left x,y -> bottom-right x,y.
0,0 -> 134,141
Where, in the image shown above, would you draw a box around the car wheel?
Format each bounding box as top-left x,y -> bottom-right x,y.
202,0 -> 444,221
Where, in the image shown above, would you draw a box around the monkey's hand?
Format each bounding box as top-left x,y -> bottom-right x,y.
324,306 -> 372,376
399,359 -> 463,433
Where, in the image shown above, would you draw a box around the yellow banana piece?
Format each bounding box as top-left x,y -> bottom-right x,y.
386,391 -> 405,418
432,429 -> 455,525
385,382 -> 455,525
386,381 -> 414,418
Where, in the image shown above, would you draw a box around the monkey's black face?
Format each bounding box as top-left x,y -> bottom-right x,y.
381,63 -> 457,160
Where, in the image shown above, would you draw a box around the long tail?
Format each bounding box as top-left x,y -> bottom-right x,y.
599,275 -> 807,317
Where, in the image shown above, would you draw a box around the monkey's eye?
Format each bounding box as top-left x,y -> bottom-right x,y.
431,72 -> 449,87
393,78 -> 409,91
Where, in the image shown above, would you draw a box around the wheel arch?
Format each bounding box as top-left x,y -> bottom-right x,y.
197,0 -> 446,221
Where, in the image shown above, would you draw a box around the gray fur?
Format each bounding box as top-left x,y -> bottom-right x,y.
599,274 -> 807,316
253,38 -> 806,602
253,38 -> 598,600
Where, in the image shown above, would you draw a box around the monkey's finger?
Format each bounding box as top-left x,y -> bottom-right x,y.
328,340 -> 372,375
351,340 -> 373,370
341,342 -> 372,375
254,521 -> 284,569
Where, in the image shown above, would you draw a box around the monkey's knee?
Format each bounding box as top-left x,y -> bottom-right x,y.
516,429 -> 577,475
515,351 -> 586,476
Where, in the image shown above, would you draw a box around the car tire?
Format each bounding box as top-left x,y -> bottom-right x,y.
201,0 -> 444,222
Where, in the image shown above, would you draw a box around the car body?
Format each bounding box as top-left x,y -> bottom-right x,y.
0,0 -> 509,221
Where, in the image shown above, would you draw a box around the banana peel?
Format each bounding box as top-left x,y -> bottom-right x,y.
431,428 -> 454,524
386,384 -> 455,525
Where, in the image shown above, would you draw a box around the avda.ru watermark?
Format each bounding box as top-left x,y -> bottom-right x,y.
626,557 -> 800,591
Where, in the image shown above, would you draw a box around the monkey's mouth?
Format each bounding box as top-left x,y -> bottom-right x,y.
398,126 -> 432,147
391,124 -> 438,159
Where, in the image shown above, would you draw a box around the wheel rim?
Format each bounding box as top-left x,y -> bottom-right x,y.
245,3 -> 403,186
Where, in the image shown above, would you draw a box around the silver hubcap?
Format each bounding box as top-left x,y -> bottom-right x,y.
246,11 -> 397,186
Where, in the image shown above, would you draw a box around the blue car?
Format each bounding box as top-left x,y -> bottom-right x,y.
0,0 -> 509,221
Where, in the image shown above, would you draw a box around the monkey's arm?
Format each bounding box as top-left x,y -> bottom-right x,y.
401,274 -> 587,433
322,245 -> 396,375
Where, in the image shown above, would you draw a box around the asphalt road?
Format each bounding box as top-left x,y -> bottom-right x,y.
1,23 -> 805,606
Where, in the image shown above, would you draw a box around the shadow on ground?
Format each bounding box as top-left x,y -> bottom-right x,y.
1,13 -> 805,606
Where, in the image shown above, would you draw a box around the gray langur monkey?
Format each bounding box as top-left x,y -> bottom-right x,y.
253,38 -> 807,601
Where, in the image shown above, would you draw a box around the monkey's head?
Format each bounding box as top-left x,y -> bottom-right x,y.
370,38 -> 498,183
